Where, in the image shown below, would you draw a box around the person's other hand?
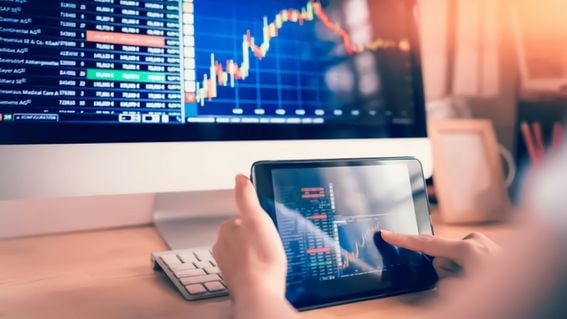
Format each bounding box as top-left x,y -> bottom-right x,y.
212,174 -> 287,303
380,230 -> 501,294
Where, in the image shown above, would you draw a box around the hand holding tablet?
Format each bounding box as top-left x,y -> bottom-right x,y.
212,175 -> 297,319
213,156 -> 565,319
212,175 -> 288,301
380,230 -> 501,295
214,159 -> 502,315
250,157 -> 438,310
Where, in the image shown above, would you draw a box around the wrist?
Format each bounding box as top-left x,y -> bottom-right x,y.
231,277 -> 286,303
231,280 -> 285,302
231,280 -> 289,319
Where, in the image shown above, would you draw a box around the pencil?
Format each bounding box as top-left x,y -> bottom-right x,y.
532,122 -> 545,160
521,122 -> 538,163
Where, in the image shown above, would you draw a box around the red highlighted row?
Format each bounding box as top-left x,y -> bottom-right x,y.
86,30 -> 165,48
301,193 -> 325,199
306,247 -> 332,254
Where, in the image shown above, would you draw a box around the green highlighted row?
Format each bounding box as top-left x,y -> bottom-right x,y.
86,69 -> 166,83
310,261 -> 334,267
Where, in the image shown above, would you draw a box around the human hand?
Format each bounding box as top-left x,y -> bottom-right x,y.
212,174 -> 288,303
380,230 -> 501,293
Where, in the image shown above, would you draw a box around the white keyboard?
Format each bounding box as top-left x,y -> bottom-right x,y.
151,248 -> 228,300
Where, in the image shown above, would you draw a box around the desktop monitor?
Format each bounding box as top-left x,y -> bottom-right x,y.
0,0 -> 431,247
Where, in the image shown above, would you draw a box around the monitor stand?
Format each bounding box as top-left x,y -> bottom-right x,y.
153,190 -> 236,250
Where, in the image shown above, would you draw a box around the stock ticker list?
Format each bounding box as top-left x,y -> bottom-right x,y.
277,184 -> 340,285
0,0 -> 186,124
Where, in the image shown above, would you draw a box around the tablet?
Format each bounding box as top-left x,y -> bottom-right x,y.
251,157 -> 438,310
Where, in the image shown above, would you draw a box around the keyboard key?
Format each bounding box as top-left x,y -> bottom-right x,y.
161,254 -> 182,267
170,263 -> 196,272
204,281 -> 225,292
195,250 -> 213,261
178,252 -> 198,263
175,269 -> 205,278
194,261 -> 212,269
180,274 -> 221,285
204,267 -> 220,274
185,284 -> 207,295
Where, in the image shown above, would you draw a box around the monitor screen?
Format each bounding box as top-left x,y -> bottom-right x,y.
0,0 -> 426,144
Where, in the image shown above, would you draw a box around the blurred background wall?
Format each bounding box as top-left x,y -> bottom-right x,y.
417,0 -> 567,155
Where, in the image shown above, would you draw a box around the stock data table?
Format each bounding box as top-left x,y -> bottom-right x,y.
0,0 -> 184,123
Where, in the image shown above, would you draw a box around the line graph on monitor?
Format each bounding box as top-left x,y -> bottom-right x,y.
185,0 -> 411,112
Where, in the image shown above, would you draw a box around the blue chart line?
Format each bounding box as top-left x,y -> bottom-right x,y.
337,220 -> 383,275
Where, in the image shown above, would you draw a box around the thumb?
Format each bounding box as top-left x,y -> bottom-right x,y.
380,230 -> 469,265
234,174 -> 266,227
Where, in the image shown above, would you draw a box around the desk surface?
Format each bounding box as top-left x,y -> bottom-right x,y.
0,214 -> 519,319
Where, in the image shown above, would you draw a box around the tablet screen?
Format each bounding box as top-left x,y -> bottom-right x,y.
254,159 -> 437,309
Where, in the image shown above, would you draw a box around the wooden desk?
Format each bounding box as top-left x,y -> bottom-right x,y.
0,215 -> 519,319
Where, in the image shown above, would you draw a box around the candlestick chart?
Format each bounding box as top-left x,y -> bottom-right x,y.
186,0 -> 411,119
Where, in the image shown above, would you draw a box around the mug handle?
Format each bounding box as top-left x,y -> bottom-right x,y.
498,145 -> 516,188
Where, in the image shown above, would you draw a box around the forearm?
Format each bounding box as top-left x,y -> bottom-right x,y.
232,287 -> 299,319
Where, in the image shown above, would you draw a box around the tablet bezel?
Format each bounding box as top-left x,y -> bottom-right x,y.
250,157 -> 436,310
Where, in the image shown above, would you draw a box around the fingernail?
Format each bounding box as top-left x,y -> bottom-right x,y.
381,230 -> 392,235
